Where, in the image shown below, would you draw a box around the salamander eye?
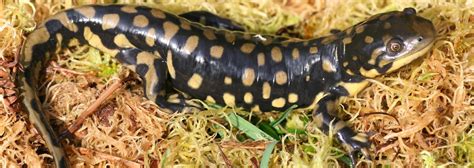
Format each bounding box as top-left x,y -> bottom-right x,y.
387,38 -> 404,55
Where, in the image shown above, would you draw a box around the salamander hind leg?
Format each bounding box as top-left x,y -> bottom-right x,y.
312,93 -> 371,167
115,49 -> 188,113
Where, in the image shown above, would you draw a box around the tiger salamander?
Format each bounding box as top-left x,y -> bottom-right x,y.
18,5 -> 435,167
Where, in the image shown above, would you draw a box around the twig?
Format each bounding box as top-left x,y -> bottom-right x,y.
78,147 -> 142,168
60,79 -> 123,139
217,144 -> 232,168
49,61 -> 85,75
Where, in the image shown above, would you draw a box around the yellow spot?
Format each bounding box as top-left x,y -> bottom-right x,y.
151,9 -> 166,19
251,105 -> 261,112
136,51 -> 155,65
360,67 -> 380,78
187,73 -> 203,89
303,92 -> 326,111
262,82 -> 271,99
338,80 -> 369,96
244,92 -> 253,104
210,45 -> 224,58
83,27 -> 118,56
342,37 -> 352,45
121,6 -> 137,13
309,47 -> 318,54
352,56 -> 358,61
370,49 -> 383,63
223,93 -> 236,106
133,15 -> 149,28
322,59 -> 336,72
102,14 -> 120,30
163,21 -> 179,43
346,69 -> 355,75
288,93 -> 298,103
166,51 -> 176,79
333,121 -> 346,132
368,59 -> 376,65
364,36 -> 374,44
379,14 -> 390,21
379,59 -> 391,67
203,29 -> 216,40
135,53 -> 160,100
164,93 -> 179,99
240,43 -> 255,54
271,97 -> 286,108
55,33 -> 63,44
224,76 -> 232,85
242,68 -> 255,86
46,13 -> 78,32
345,27 -> 353,35
206,96 -> 216,103
351,133 -> 369,143
145,28 -> 156,47
167,98 -> 180,104
225,32 -> 236,43
75,6 -> 96,19
355,26 -> 365,34
167,94 -> 180,103
291,48 -> 300,60
313,112 -> 323,128
271,47 -> 283,62
275,71 -> 288,85
184,35 -> 199,54
114,34 -> 134,48
180,19 -> 192,30
243,33 -> 252,40
257,53 -> 265,66
343,62 -> 349,67
305,76 -> 310,82
326,100 -> 337,114
68,38 -> 80,46
384,22 -> 392,29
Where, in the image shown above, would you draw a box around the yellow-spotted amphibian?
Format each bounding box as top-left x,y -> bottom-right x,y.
18,5 -> 435,167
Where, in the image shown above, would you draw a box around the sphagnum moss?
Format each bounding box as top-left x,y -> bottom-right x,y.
0,0 -> 472,167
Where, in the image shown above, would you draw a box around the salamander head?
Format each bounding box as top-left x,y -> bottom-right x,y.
341,8 -> 436,78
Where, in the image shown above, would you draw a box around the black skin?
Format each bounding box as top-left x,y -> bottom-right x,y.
179,11 -> 246,32
173,10 -> 371,166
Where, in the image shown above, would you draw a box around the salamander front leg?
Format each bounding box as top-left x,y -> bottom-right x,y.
312,93 -> 371,167
116,49 -> 187,113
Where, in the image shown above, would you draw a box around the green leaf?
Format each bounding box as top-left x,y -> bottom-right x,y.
161,148 -> 170,168
260,141 -> 278,168
286,128 -> 307,135
302,145 -> 316,153
417,72 -> 438,81
270,105 -> 297,127
226,112 -> 275,141
339,154 -> 353,167
258,122 -> 281,140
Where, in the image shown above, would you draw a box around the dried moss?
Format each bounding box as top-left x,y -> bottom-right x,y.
0,0 -> 472,167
